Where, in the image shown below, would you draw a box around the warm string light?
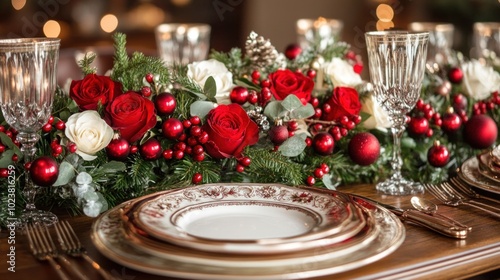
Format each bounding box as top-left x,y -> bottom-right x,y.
100,14 -> 119,33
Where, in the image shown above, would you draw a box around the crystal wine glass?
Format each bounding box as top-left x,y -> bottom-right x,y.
0,38 -> 60,226
365,31 -> 429,195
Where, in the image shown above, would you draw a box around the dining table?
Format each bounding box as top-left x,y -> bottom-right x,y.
1,183 -> 499,280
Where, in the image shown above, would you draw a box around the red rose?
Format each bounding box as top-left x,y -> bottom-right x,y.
70,74 -> 123,110
268,69 -> 314,105
202,104 -> 259,159
104,91 -> 157,143
322,87 -> 362,121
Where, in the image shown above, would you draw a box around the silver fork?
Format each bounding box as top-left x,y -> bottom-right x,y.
425,183 -> 500,218
25,223 -> 71,280
449,177 -> 500,205
54,220 -> 117,280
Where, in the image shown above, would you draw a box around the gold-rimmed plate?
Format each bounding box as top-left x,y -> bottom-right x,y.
132,183 -> 366,254
459,156 -> 500,195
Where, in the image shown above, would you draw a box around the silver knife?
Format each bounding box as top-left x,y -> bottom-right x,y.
352,195 -> 469,239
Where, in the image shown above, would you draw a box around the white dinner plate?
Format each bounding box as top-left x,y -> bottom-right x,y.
91,195 -> 405,280
133,183 -> 365,254
459,156 -> 500,195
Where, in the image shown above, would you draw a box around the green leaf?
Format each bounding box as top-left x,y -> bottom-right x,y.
289,103 -> 315,119
0,132 -> 21,155
322,174 -> 341,190
0,150 -> 14,168
190,101 -> 216,119
281,95 -> 303,111
278,133 -> 307,157
204,76 -> 217,99
53,161 -> 76,186
263,101 -> 284,121
100,161 -> 127,173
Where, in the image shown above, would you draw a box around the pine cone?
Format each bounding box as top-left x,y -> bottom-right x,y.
245,31 -> 280,69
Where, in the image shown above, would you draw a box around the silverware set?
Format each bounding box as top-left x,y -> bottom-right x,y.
25,221 -> 117,280
424,177 -> 500,219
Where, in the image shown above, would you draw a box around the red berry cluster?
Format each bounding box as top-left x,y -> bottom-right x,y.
305,163 -> 330,186
229,86 -> 259,105
235,156 -> 251,173
161,116 -> 208,162
345,50 -> 363,74
42,116 -> 66,133
408,99 -> 439,137
472,91 -> 500,115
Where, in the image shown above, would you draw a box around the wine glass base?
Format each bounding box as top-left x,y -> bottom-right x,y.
15,210 -> 58,229
376,178 -> 424,196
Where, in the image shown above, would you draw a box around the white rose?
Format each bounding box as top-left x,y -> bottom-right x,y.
360,93 -> 392,131
323,57 -> 363,88
187,59 -> 234,104
462,59 -> 500,101
65,110 -> 114,161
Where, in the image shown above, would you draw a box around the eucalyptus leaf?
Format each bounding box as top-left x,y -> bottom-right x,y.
0,150 -> 14,168
263,101 -> 284,121
322,174 -> 341,190
289,103 -> 315,119
52,161 -> 76,186
203,76 -> 217,99
64,153 -> 82,168
278,133 -> 307,157
100,161 -> 127,173
0,132 -> 21,155
281,95 -> 303,111
190,101 -> 217,119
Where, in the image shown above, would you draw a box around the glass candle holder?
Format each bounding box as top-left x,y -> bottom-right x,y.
296,17 -> 343,51
408,22 -> 455,70
155,23 -> 211,65
473,22 -> 500,67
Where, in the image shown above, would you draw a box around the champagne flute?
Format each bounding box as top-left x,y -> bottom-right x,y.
0,38 -> 60,226
365,31 -> 429,195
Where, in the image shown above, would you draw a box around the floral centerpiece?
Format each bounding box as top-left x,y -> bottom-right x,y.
0,32 -> 499,223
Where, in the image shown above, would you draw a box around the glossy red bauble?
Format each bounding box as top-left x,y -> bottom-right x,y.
139,138 -> 162,160
284,44 -> 302,60
106,138 -> 130,161
162,118 -> 184,140
427,142 -> 450,167
408,116 -> 430,136
448,67 -> 463,84
441,110 -> 462,134
29,156 -> 59,187
348,132 -> 380,166
155,92 -> 177,115
230,86 -> 249,105
192,172 -> 203,184
464,115 -> 498,149
312,133 -> 335,155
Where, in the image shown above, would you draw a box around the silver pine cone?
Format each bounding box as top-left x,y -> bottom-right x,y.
245,31 -> 280,69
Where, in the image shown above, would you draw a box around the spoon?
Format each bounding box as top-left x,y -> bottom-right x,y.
410,196 -> 472,231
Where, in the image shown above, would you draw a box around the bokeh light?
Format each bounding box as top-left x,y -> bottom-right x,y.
100,14 -> 119,33
11,0 -> 26,10
43,20 -> 61,38
376,4 -> 394,23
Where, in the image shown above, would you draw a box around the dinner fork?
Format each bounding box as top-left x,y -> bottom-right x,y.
25,223 -> 71,280
54,220 -> 117,280
425,183 -> 500,218
449,177 -> 500,205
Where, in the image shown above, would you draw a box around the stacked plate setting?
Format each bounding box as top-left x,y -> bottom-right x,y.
91,183 -> 405,279
459,147 -> 500,195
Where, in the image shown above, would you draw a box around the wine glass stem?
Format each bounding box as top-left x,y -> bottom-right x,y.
389,117 -> 405,181
17,132 -> 40,212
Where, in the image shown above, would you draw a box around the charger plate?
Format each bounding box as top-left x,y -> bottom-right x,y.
459,156 -> 500,195
133,183 -> 365,254
91,195 -> 405,280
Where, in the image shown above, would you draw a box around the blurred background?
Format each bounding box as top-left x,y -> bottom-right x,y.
1,0 -> 499,80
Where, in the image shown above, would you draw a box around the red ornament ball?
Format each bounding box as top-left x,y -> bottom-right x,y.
230,86 -> 249,105
106,138 -> 130,161
192,172 -> 203,184
162,118 -> 184,140
348,132 -> 380,166
427,141 -> 450,167
155,92 -> 176,115
441,110 -> 462,134
269,125 -> 289,145
29,156 -> 59,187
448,67 -> 463,84
139,138 -> 162,160
312,133 -> 335,155
408,116 -> 429,136
464,114 -> 498,149
284,44 -> 302,60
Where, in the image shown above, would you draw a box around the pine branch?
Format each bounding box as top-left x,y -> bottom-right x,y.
76,52 -> 97,75
244,148 -> 305,185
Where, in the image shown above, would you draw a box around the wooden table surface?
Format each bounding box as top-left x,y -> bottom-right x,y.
1,183 -> 499,280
